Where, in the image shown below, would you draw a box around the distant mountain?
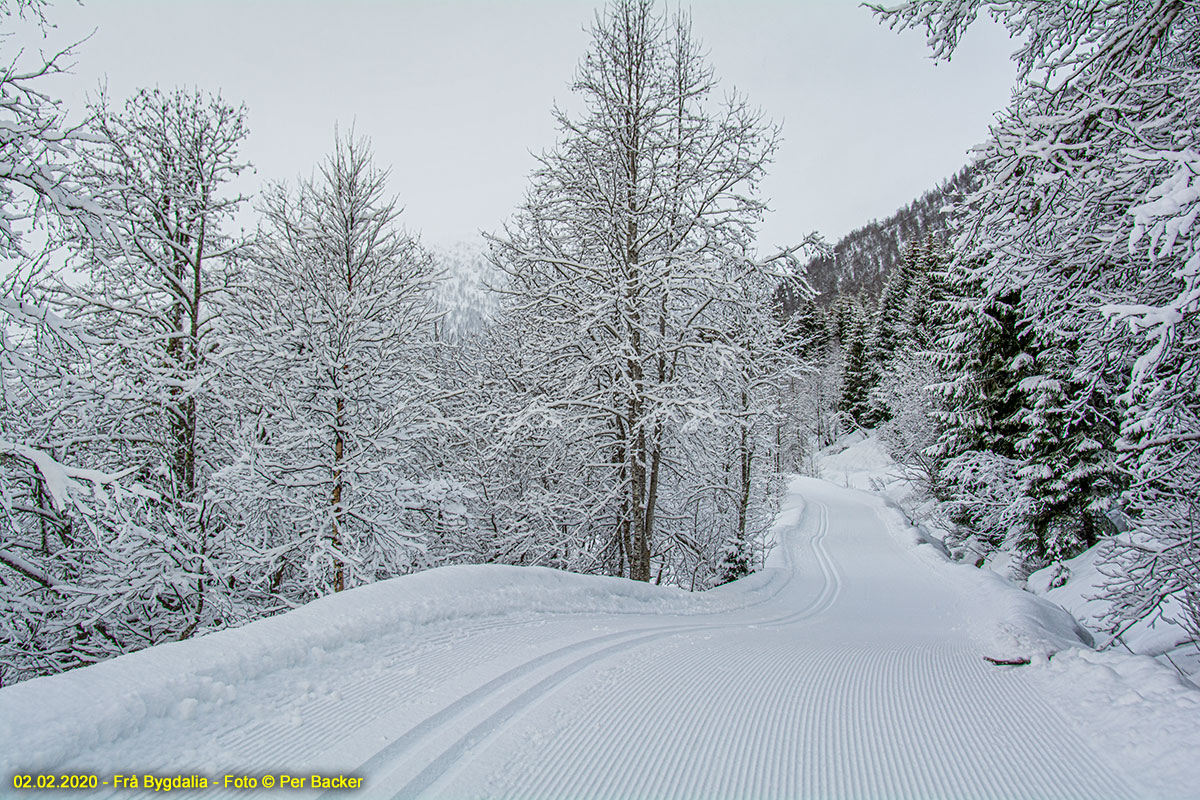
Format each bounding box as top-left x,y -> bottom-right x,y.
786,166 -> 974,313
431,242 -> 503,341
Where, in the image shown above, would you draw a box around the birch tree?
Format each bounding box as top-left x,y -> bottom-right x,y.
216,133 -> 446,603
491,0 -> 816,584
2,82 -> 249,682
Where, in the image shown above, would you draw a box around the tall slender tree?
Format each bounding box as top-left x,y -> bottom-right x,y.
217,133 -> 444,602
490,0 -> 815,583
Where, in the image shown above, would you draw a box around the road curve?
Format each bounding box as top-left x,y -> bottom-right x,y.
355,477 -> 1141,799
54,476 -> 1142,799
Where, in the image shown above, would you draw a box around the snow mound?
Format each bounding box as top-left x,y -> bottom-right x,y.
0,561 -> 785,773
1028,543 -> 1198,681
818,430 -> 898,491
874,492 -> 1094,660
1032,647 -> 1200,798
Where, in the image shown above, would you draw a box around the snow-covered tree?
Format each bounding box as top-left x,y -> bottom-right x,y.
62,87 -> 248,634
767,297 -> 838,475
2,82 -> 249,682
862,235 -> 946,427
1,0 -> 104,492
0,0 -> 101,262
429,243 -> 502,344
65,88 -> 248,505
489,0 -> 817,584
216,133 -> 447,603
873,0 -> 1197,624
838,298 -> 873,429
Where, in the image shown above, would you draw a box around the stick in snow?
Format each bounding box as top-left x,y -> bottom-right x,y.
983,656 -> 1032,666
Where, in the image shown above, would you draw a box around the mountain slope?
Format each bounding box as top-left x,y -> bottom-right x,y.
784,166 -> 974,313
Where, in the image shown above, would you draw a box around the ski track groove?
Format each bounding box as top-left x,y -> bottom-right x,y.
56,482 -> 1151,800
380,501 -> 839,799
902,646 -> 964,798
387,630 -> 686,799
103,520 -> 822,800
139,515 -> 820,800
435,487 -> 1138,800
309,500 -> 832,799
447,505 -> 840,800
199,619 -> 550,793
85,615 -> 573,800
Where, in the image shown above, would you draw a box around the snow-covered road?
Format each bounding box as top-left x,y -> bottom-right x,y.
2,476 -> 1182,798
375,477 -> 1137,800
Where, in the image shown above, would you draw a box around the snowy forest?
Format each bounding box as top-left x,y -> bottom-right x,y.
2,0 -> 1198,688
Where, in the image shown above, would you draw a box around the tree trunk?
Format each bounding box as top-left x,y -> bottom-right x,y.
331,397 -> 345,593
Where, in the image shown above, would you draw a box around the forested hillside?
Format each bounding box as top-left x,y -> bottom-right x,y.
777,166 -> 974,315
1,0 -> 1196,690
793,0 -> 1200,675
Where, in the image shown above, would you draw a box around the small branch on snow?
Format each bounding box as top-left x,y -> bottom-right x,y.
983,656 -> 1033,666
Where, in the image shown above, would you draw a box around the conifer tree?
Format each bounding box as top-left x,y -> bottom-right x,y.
874,1 -> 1191,607
927,260 -> 1034,557
838,299 -> 873,429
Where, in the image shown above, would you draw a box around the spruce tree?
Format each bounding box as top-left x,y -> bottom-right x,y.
839,300 -> 873,430
874,0 -> 1200,637
1012,332 -> 1125,563
928,257 -> 1034,555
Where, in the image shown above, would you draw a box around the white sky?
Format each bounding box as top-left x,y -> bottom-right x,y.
31,0 -> 1017,252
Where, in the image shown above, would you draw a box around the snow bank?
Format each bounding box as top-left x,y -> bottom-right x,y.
1030,647 -> 1200,798
817,430 -> 896,491
819,431 -> 1200,795
1028,545 -> 1196,673
819,431 -> 1091,659
873,490 -> 1095,660
0,561 -> 786,773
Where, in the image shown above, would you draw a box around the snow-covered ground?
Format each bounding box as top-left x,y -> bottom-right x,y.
819,432 -> 1200,798
3,443 -> 1198,798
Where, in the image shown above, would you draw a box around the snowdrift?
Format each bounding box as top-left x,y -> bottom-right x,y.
0,554 -> 788,773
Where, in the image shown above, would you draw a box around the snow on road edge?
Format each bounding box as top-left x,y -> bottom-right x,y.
820,431 -> 1091,658
0,528 -> 796,773
820,432 -> 1200,797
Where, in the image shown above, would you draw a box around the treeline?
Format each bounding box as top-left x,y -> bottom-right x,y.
806,0 -> 1200,653
777,165 -> 973,315
0,0 -> 818,684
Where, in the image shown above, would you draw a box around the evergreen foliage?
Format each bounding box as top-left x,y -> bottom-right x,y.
874,0 -> 1197,634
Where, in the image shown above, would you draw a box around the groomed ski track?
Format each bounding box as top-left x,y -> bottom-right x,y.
19,477 -> 1144,798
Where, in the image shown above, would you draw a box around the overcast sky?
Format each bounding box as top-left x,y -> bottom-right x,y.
33,0 -> 1017,253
